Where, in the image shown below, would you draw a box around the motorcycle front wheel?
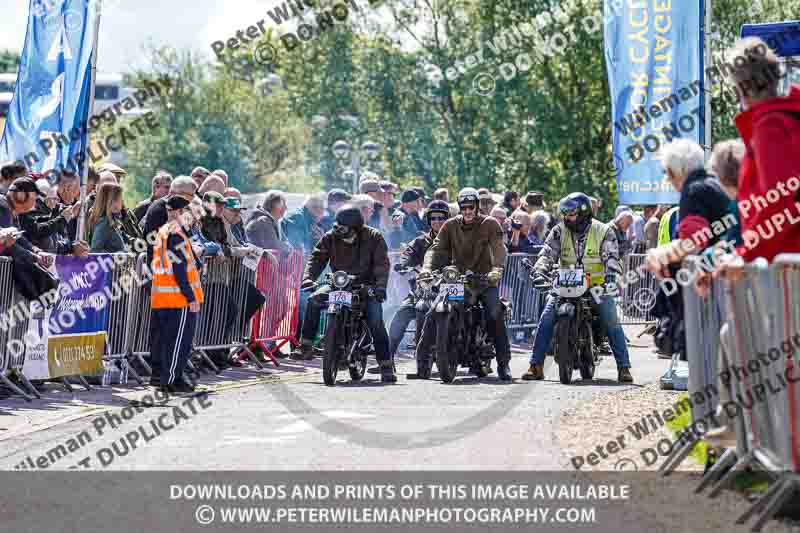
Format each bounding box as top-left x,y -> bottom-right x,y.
323,313 -> 342,386
578,321 -> 596,381
555,320 -> 575,385
349,321 -> 367,381
435,313 -> 458,383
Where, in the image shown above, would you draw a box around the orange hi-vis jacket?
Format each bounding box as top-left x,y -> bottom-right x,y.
151,222 -> 204,309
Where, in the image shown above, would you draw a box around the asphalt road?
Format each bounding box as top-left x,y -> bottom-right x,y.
0,325 -> 670,471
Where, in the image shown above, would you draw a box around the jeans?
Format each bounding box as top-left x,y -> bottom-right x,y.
388,299 -> 421,359
529,293 -> 631,368
301,286 -> 391,362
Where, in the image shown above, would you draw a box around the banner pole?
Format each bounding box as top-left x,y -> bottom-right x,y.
76,1 -> 102,243
704,0 -> 713,155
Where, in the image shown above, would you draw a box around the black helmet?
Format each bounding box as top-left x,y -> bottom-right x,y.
456,187 -> 479,209
559,192 -> 593,233
332,204 -> 364,239
335,205 -> 364,228
425,200 -> 450,225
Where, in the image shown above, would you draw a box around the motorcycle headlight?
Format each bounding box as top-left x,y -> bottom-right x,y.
442,266 -> 459,283
333,271 -> 349,289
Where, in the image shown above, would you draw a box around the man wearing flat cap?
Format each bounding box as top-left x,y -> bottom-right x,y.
190,166 -> 211,191
97,162 -> 127,182
200,190 -> 232,257
379,181 -> 398,219
388,189 -> 426,249
321,189 -> 352,232
359,179 -> 392,231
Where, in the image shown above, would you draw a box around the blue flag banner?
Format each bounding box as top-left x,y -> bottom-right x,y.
0,0 -> 99,177
604,0 -> 704,205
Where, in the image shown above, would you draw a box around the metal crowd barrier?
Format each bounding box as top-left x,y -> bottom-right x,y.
660,256 -> 726,475
658,255 -> 800,531
0,257 -> 37,401
499,251 -> 546,345
101,253 -> 147,386
250,249 -> 305,362
618,253 -> 658,325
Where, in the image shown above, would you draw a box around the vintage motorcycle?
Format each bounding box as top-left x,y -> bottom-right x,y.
429,266 -> 499,383
320,270 -> 376,386
523,258 -> 601,384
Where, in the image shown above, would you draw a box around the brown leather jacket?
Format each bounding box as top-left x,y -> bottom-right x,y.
303,225 -> 391,290
423,214 -> 507,286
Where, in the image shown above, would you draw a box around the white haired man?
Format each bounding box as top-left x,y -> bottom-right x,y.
246,190 -> 292,254
282,193 -> 327,255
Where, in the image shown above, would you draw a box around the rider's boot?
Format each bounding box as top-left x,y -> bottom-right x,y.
290,340 -> 315,361
617,366 -> 634,383
380,361 -> 397,383
521,363 -> 544,381
497,361 -> 512,382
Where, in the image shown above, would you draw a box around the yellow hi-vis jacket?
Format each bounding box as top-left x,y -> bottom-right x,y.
658,206 -> 680,246
151,223 -> 204,309
559,220 -> 609,287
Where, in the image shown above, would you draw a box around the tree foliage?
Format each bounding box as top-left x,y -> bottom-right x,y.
0,50 -> 20,73
114,0 -> 799,215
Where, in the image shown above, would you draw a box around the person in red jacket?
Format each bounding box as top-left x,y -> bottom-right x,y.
728,37 -> 800,263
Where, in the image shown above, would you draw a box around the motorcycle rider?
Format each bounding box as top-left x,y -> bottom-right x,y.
418,188 -> 513,381
296,205 -> 397,383
387,200 -> 450,366
522,192 -> 633,383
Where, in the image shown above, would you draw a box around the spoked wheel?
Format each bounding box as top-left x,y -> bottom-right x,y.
322,315 -> 341,386
349,355 -> 367,381
349,324 -> 369,381
578,322 -> 596,381
435,314 -> 457,383
555,321 -> 575,385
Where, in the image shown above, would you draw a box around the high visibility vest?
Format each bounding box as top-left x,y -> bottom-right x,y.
151,223 -> 204,309
559,220 -> 608,287
658,206 -> 680,246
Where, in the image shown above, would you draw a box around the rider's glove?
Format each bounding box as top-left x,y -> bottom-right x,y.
372,288 -> 387,303
417,270 -> 433,282
300,279 -> 317,291
487,268 -> 503,285
532,274 -> 548,287
393,263 -> 405,273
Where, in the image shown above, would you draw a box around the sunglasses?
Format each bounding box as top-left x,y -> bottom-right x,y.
429,215 -> 447,222
561,209 -> 578,217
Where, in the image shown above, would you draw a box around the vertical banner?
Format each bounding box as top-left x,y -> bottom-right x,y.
604,0 -> 704,205
0,0 -> 99,177
22,255 -> 110,380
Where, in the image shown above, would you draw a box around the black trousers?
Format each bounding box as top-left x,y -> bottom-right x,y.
152,307 -> 198,385
301,286 -> 391,362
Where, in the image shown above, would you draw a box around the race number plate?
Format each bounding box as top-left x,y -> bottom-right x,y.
441,283 -> 465,301
329,290 -> 352,307
557,268 -> 584,288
